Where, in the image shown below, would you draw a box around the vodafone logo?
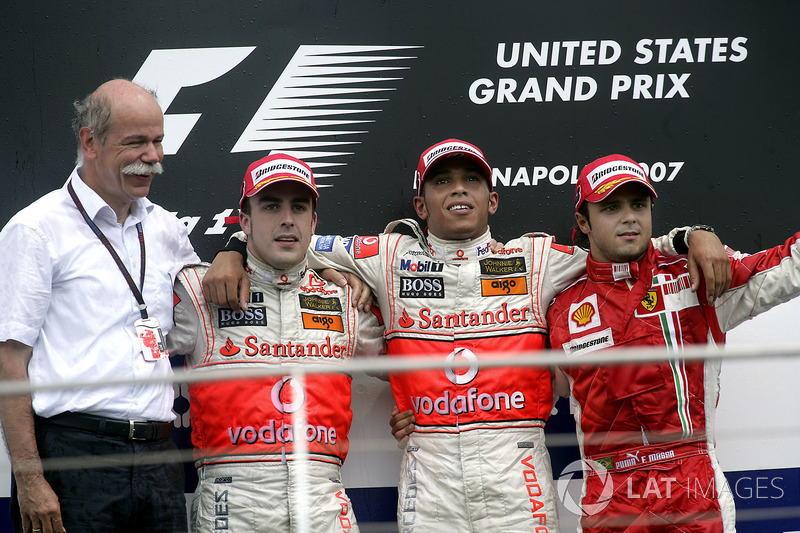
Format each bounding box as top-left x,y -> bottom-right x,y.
271,377 -> 306,414
354,236 -> 380,259
444,348 -> 479,385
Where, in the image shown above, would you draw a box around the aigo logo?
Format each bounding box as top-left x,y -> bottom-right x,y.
480,276 -> 528,296
556,459 -> 614,517
444,348 -> 479,385
271,376 -> 306,414
301,312 -> 345,332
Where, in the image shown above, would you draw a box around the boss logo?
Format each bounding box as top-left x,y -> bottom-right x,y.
218,307 -> 267,328
301,313 -> 344,332
399,277 -> 445,299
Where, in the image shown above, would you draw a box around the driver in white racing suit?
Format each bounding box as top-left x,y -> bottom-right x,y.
168,154 -> 384,532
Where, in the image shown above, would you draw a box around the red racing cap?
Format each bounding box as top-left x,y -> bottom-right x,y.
574,154 -> 657,211
414,139 -> 493,195
239,153 -> 318,210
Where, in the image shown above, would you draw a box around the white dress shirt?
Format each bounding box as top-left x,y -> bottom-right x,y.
0,168 -> 199,421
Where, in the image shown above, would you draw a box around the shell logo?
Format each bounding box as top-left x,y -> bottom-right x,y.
571,302 -> 595,327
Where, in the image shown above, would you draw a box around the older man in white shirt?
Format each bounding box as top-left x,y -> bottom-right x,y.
0,79 -> 198,533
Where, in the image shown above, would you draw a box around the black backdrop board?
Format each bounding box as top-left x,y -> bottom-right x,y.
2,2 -> 800,531
3,1 -> 798,256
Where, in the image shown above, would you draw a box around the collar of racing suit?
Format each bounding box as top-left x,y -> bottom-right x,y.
244,250 -> 310,290
425,227 -> 494,264
585,243 -> 657,283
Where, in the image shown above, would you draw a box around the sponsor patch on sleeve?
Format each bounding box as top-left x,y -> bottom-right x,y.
353,236 -> 380,258
315,235 -> 336,252
340,237 -> 353,254
551,243 -> 575,254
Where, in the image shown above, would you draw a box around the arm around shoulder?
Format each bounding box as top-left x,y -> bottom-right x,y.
657,226 -> 730,303
204,234 -> 250,311
167,265 -> 209,360
715,230 -> 800,331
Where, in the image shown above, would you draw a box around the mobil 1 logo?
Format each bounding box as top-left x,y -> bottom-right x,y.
399,277 -> 445,299
218,307 -> 267,328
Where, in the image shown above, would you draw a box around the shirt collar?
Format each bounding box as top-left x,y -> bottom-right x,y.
69,167 -> 154,225
245,250 -> 311,290
426,227 -> 494,263
586,245 -> 655,282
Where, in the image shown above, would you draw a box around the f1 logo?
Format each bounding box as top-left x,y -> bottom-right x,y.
133,47 -> 256,155
132,45 -> 420,174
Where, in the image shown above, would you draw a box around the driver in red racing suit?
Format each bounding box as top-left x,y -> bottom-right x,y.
546,154 -> 800,532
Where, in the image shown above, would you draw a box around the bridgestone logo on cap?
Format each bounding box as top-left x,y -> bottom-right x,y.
251,159 -> 312,188
587,161 -> 647,189
423,142 -> 481,166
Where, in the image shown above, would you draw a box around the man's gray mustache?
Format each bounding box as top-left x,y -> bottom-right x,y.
122,161 -> 164,176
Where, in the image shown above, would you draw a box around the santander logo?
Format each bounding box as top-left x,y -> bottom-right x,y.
220,337 -> 241,356
399,309 -> 414,328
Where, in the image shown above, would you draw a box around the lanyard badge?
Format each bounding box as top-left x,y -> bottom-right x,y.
135,317 -> 170,361
68,181 -> 169,363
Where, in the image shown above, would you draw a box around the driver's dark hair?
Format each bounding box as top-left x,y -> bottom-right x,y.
572,202 -> 591,250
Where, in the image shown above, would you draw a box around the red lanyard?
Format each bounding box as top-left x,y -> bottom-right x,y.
67,180 -> 149,320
